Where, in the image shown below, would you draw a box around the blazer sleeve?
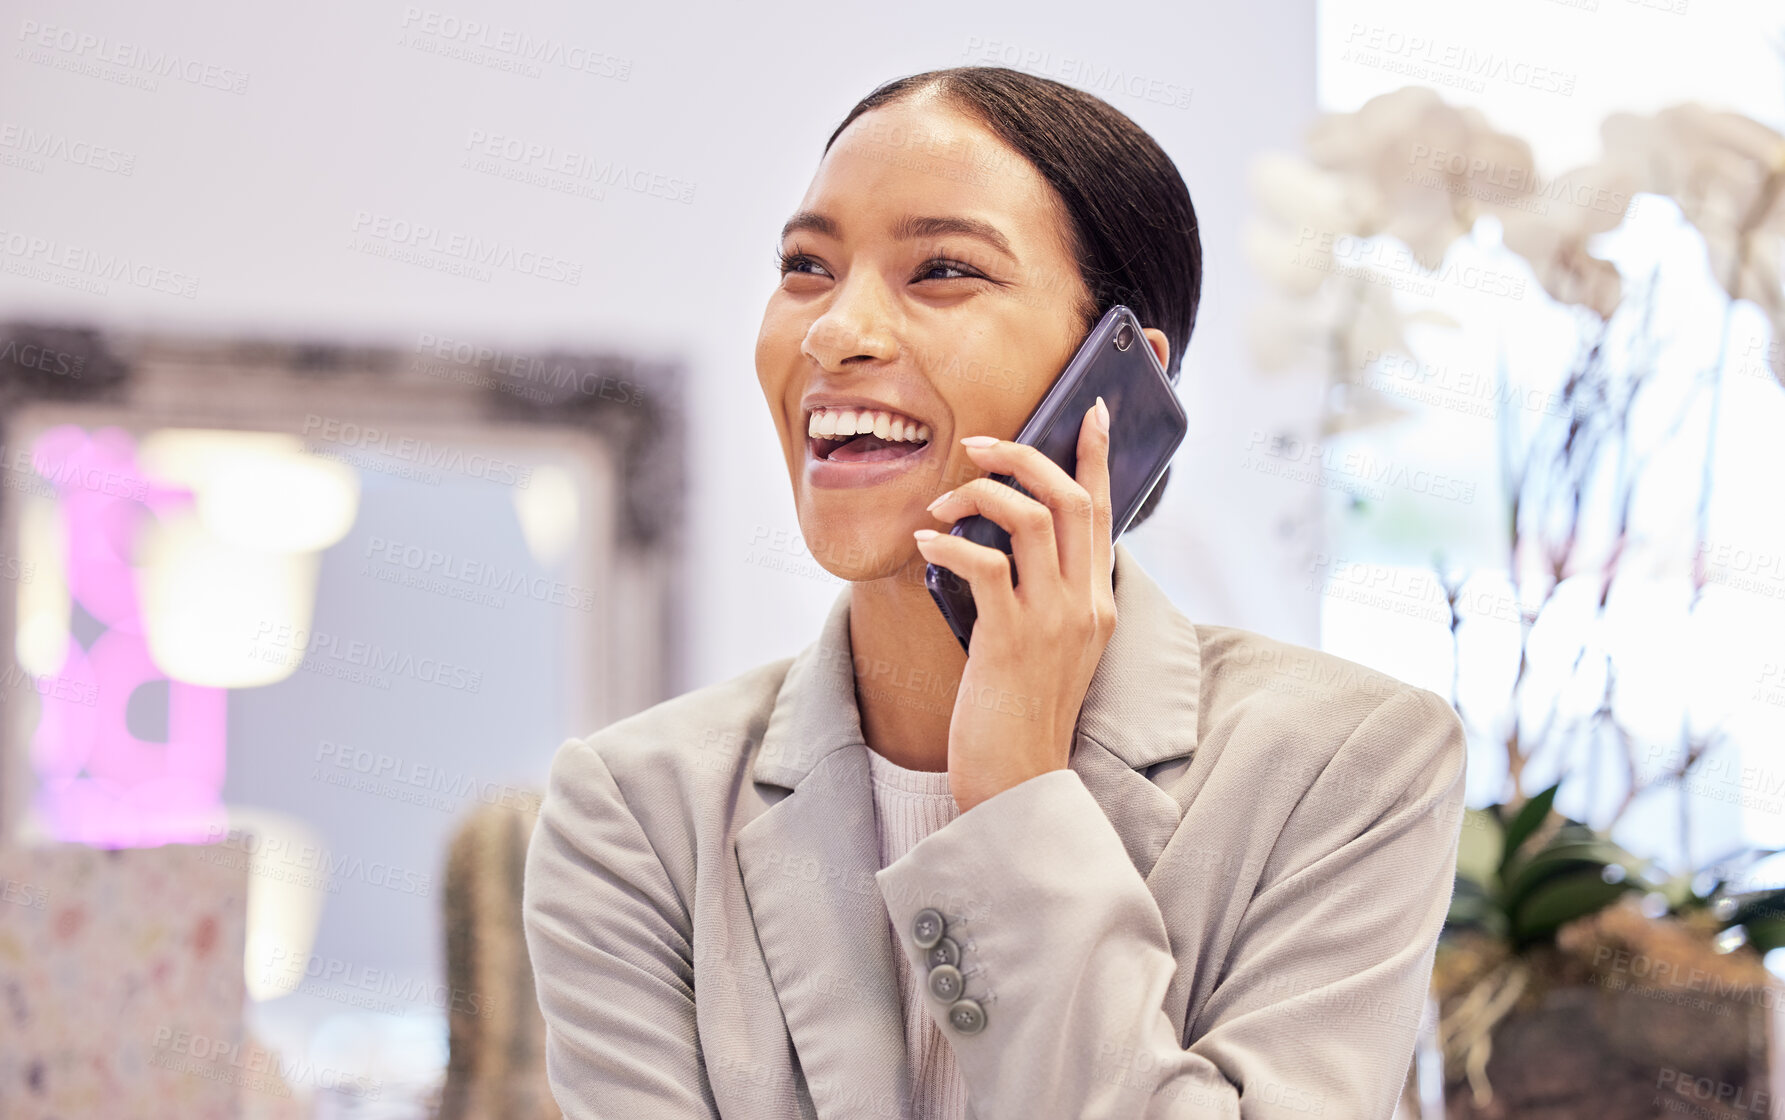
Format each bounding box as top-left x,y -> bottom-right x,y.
873,685 -> 1467,1120
521,735 -> 722,1119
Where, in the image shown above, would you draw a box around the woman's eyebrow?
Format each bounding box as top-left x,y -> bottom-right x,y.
892,215 -> 1017,262
780,210 -> 839,241
778,211 -> 1018,264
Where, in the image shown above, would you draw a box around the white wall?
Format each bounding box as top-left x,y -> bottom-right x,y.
1318,0 -> 1785,168
0,0 -> 1323,699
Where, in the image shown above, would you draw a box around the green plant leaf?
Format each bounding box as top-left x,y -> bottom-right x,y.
1731,890 -> 1785,928
1742,916 -> 1785,954
1500,782 -> 1560,879
1455,808 -> 1504,887
1659,871 -> 1703,911
1502,838 -> 1645,915
1444,876 -> 1509,941
1446,876 -> 1494,929
1511,866 -> 1635,944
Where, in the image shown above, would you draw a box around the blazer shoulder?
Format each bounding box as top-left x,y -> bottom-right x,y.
550,655 -> 794,792
1192,622 -> 1461,776
530,657 -> 795,921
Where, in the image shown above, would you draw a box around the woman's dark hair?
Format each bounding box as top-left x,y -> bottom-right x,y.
824,66 -> 1201,530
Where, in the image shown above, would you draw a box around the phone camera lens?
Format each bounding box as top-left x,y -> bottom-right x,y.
1114,322 -> 1134,351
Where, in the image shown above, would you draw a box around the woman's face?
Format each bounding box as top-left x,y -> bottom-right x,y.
755,92 -> 1094,584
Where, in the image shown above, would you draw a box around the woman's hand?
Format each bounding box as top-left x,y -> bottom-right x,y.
913,397 -> 1117,813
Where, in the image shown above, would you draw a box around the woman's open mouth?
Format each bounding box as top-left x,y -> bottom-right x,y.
806,406 -> 931,464
803,405 -> 935,489
809,432 -> 932,462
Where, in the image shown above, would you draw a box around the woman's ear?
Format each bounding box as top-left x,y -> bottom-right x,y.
1141,327 -> 1170,374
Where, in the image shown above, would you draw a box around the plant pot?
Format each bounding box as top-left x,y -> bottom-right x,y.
1434,901 -> 1776,1119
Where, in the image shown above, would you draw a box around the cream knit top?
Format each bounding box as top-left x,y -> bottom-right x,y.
866,748 -> 974,1120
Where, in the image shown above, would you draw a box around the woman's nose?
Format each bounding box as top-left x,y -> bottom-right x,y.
801,277 -> 900,371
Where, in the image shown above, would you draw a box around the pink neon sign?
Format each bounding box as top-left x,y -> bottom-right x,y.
27,425 -> 229,847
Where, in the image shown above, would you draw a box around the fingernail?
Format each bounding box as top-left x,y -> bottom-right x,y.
1095,396 -> 1110,432
925,489 -> 953,511
913,529 -> 939,541
960,435 -> 998,448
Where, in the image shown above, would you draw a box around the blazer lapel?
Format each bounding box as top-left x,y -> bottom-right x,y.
1069,541 -> 1204,880
736,588 -> 913,1120
734,542 -> 1202,1118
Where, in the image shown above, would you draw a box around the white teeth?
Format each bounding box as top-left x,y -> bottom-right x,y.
805,405 -> 931,443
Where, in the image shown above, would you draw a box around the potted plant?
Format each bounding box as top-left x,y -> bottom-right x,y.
1247,88 -> 1785,1118
1434,781 -> 1785,1117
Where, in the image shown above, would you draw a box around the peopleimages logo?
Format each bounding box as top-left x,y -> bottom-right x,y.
1245,429 -> 1478,505
14,19 -> 251,94
1340,25 -> 1577,96
0,337 -> 87,377
313,738 -> 542,815
300,414 -> 533,488
0,123 -> 136,176
1,875 -> 48,910
1404,145 -> 1628,214
363,535 -> 596,611
410,332 -> 645,406
246,619 -> 485,694
262,946 -> 494,1019
397,6 -> 631,80
0,229 -> 200,299
462,128 -> 696,204
200,824 -> 434,897
150,1026 -> 379,1099
348,211 -> 583,286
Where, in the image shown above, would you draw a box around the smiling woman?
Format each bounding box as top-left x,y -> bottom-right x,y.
523,66 -> 1469,1120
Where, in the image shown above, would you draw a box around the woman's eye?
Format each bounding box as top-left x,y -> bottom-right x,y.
774,249 -> 985,284
917,259 -> 980,282
776,250 -> 828,278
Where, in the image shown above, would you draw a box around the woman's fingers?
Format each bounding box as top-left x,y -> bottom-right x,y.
926,476 -> 1064,600
912,529 -> 1017,633
951,427 -> 1101,590
1074,398 -> 1115,591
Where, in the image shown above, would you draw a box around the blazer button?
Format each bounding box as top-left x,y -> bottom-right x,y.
946,998 -> 986,1035
912,908 -> 945,949
925,936 -> 960,969
927,963 -> 964,1001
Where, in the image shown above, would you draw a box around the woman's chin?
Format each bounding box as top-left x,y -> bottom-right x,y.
795,521 -> 925,584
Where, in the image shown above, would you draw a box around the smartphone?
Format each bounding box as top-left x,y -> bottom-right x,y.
925,304 -> 1188,653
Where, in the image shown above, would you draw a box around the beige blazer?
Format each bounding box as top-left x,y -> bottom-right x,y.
522,542 -> 1467,1119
